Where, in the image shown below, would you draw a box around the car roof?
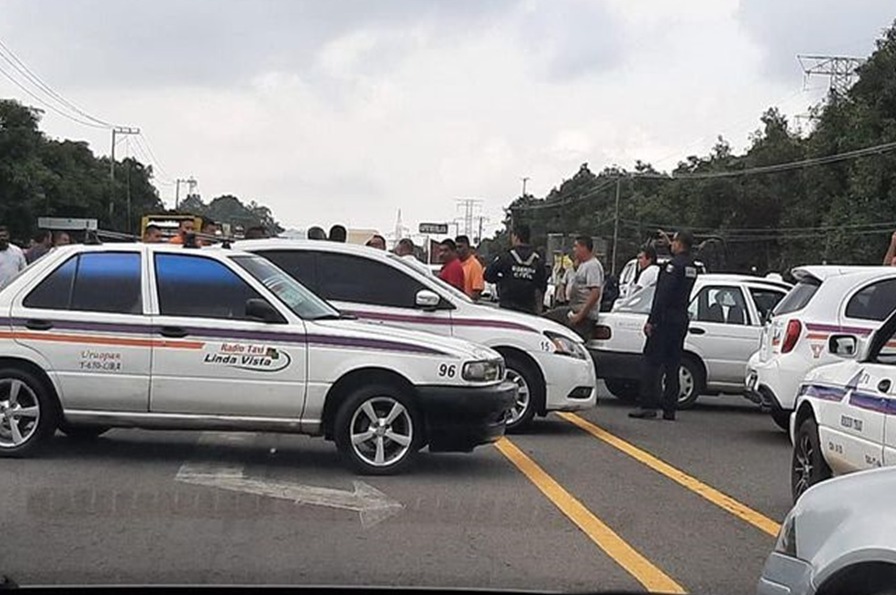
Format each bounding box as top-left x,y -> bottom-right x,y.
696,273 -> 791,288
792,265 -> 890,282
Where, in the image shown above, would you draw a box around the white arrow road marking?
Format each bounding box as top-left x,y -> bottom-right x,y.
175,432 -> 403,529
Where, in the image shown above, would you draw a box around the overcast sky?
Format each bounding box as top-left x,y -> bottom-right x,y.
1,0 -> 892,239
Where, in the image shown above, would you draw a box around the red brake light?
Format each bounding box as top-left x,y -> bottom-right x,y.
781,319 -> 802,354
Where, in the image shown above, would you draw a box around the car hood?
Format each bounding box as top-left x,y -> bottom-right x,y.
458,303 -> 584,344
308,318 -> 502,361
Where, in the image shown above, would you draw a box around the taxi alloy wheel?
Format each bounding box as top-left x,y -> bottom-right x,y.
0,369 -> 56,456
502,356 -> 540,433
335,385 -> 422,475
791,416 -> 831,502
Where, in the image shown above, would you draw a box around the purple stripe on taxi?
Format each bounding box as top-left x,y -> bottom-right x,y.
805,323 -> 873,336
848,392 -> 890,414
801,384 -> 847,402
347,310 -> 538,333
1,317 -> 447,356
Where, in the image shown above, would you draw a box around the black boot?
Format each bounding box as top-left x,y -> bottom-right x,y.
628,408 -> 657,419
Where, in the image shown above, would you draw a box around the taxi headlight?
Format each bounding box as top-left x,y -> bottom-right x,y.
463,359 -> 503,382
774,512 -> 797,558
545,331 -> 588,360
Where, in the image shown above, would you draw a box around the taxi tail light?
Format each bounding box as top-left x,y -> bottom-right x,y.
592,325 -> 612,340
781,319 -> 802,354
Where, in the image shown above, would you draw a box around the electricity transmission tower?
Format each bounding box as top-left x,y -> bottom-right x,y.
456,198 -> 484,238
797,55 -> 865,97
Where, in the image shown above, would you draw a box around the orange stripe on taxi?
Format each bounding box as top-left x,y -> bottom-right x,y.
0,331 -> 204,350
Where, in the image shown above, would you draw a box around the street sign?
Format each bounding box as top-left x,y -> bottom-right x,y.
418,222 -> 448,235
38,217 -> 98,231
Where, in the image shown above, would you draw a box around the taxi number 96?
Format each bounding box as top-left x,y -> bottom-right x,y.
438,364 -> 457,378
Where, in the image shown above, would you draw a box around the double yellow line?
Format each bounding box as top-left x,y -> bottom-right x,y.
496,413 -> 781,593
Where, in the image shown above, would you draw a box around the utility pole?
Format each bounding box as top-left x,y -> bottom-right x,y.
521,176 -> 530,197
175,177 -> 197,210
611,177 -> 621,276
109,126 -> 140,222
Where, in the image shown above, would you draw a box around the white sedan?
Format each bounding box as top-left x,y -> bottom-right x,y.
588,274 -> 791,408
790,308 -> 896,501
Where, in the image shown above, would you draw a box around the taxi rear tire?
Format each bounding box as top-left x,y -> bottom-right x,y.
334,384 -> 423,475
791,416 -> 831,502
0,367 -> 58,457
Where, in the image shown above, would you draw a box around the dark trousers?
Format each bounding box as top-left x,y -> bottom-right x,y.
543,306 -> 594,341
640,321 -> 688,412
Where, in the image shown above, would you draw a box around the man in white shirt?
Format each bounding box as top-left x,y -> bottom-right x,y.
0,226 -> 27,288
633,245 -> 660,292
395,238 -> 432,276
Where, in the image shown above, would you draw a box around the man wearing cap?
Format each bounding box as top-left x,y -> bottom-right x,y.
630,230 -> 699,421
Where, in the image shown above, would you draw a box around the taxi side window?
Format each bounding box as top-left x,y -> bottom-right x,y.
255,250 -> 319,292
155,254 -> 267,320
316,253 -> 426,308
24,253 -> 142,314
845,278 -> 896,321
749,288 -> 787,323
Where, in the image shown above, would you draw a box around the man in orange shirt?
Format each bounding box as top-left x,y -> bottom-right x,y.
169,219 -> 195,244
456,235 -> 484,301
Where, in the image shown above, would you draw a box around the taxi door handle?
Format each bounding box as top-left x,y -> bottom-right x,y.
878,379 -> 892,393
689,327 -> 706,335
24,319 -> 53,331
158,326 -> 189,339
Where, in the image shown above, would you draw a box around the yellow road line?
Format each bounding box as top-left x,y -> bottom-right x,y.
495,437 -> 685,594
558,412 -> 781,537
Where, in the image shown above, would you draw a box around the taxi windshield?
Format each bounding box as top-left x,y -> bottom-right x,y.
231,254 -> 340,320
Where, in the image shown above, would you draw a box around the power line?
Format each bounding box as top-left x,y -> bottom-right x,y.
0,61 -> 107,129
134,133 -> 171,180
0,37 -> 112,128
619,218 -> 896,234
510,178 -> 619,212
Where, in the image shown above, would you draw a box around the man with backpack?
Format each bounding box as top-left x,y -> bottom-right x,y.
484,223 -> 547,315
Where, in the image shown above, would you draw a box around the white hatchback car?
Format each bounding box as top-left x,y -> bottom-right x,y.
0,243 -> 516,475
789,308 -> 896,501
588,274 -> 790,408
746,266 -> 896,430
760,466 -> 896,595
238,240 -> 598,431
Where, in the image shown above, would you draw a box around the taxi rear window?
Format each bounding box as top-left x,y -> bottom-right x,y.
772,279 -> 820,317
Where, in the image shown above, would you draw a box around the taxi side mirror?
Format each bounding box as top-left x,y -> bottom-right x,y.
415,290 -> 441,311
246,298 -> 285,323
829,334 -> 857,358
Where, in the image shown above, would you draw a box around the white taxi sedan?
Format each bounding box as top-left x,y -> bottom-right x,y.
0,243 -> 515,475
790,308 -> 896,501
588,275 -> 790,408
238,240 -> 597,432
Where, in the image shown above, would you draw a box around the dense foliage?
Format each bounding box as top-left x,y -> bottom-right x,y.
499,21 -> 896,275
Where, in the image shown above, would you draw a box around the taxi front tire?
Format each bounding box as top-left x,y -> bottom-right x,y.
0,367 -> 58,457
334,384 -> 423,475
791,416 -> 831,502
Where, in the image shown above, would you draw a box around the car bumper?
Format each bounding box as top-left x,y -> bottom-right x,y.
537,353 -> 599,413
416,381 -> 517,453
745,354 -> 802,413
587,349 -> 642,381
756,552 -> 815,595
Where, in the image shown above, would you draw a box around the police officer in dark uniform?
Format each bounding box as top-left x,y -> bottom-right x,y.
484,223 -> 547,314
630,230 -> 699,421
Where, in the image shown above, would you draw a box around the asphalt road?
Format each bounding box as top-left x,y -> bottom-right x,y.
0,385 -> 794,594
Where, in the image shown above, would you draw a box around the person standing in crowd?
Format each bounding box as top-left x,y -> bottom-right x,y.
632,245 -> 659,292
395,238 -> 432,276
244,226 -> 268,240
630,230 -> 699,421
25,230 -> 52,264
169,219 -> 195,244
307,226 -> 327,240
53,231 -> 71,247
200,219 -> 218,244
437,238 -> 466,291
0,226 -> 27,288
484,223 -> 547,314
143,225 -> 163,243
366,234 -> 387,250
329,225 -> 347,243
544,236 -> 603,339
455,235 -> 484,301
